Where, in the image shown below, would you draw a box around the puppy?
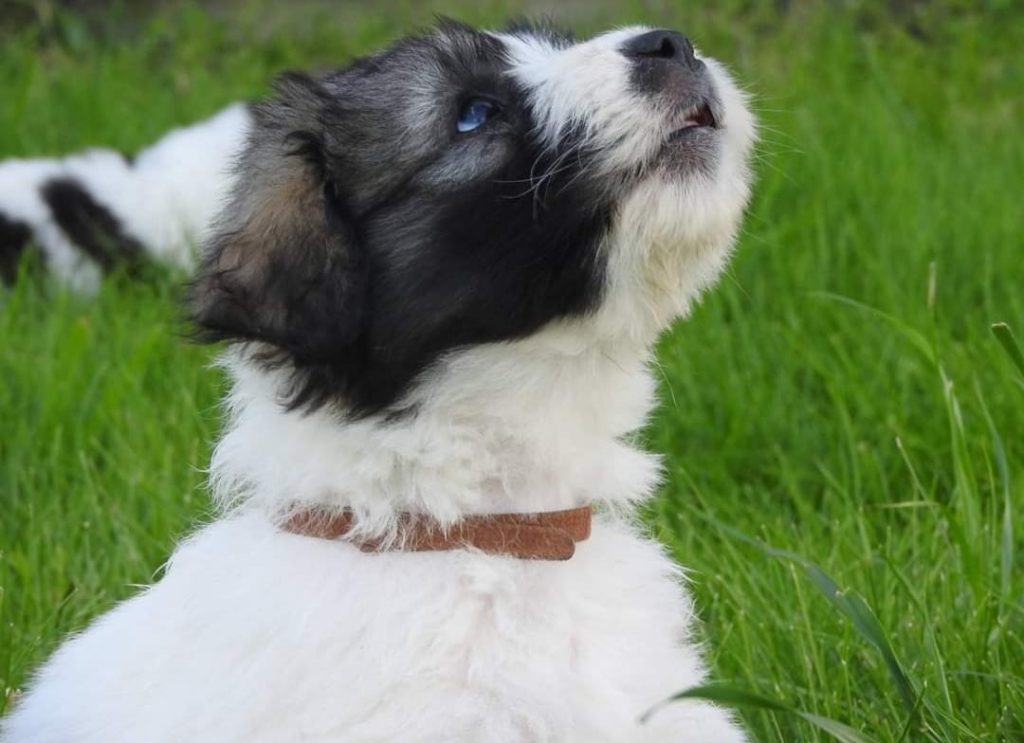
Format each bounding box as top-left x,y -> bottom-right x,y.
0,104 -> 248,290
2,20 -> 756,743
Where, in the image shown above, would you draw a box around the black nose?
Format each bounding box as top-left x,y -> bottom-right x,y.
622,30 -> 699,70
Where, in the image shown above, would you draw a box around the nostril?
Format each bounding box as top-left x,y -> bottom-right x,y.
654,37 -> 676,59
622,30 -> 697,68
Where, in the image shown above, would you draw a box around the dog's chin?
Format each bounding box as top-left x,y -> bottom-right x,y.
655,127 -> 720,177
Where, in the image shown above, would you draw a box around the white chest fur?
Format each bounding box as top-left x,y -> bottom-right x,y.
4,512 -> 744,742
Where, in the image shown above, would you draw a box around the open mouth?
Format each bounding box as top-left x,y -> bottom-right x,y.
667,101 -> 718,140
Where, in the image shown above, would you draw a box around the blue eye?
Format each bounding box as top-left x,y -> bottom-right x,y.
456,98 -> 498,133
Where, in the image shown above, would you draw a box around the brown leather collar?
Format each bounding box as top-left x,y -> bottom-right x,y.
282,505 -> 592,561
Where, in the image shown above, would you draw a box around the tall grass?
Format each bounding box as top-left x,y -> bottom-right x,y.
1,2 -> 1021,739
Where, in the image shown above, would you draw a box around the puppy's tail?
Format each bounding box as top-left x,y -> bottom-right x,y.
0,103 -> 251,292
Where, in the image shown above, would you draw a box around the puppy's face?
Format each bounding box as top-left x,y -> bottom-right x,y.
193,21 -> 755,415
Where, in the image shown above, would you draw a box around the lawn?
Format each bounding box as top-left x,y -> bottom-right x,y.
1,1 -> 1022,740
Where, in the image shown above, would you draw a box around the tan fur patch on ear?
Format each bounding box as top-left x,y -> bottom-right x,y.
190,142 -> 361,353
212,172 -> 321,281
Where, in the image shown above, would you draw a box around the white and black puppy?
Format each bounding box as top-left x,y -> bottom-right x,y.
0,104 -> 249,290
3,20 -> 756,743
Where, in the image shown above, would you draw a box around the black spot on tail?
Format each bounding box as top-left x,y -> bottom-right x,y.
0,212 -> 32,285
41,177 -> 149,277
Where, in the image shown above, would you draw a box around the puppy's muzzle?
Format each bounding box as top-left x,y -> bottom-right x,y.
623,28 -> 717,130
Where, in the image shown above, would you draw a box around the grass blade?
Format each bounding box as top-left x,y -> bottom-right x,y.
684,514 -> 921,718
811,292 -> 936,364
802,565 -> 917,715
992,323 -> 1024,379
975,381 -> 1014,601
642,684 -> 879,743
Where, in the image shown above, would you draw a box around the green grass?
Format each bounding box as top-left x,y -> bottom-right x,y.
1,1 -> 1022,740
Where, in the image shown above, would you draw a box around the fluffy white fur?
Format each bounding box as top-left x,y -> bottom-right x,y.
2,27 -> 756,743
0,104 -> 249,291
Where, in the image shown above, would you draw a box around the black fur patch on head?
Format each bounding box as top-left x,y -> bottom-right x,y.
0,212 -> 33,285
191,24 -> 612,417
41,178 -> 150,277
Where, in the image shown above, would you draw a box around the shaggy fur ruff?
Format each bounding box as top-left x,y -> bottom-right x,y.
3,20 -> 756,743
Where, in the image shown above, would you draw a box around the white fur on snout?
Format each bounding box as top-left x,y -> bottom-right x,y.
500,27 -> 662,172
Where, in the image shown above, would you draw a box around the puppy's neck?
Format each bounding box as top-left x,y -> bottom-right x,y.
208,329 -> 662,531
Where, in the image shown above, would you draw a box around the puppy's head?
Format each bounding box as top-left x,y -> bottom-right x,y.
192,20 -> 756,416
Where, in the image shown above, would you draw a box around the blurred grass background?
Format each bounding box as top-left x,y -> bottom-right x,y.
1,0 -> 1022,740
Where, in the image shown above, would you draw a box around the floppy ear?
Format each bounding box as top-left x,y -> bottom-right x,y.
191,73 -> 366,367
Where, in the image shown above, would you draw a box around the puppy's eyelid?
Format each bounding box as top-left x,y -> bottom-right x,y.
457,95 -> 504,114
